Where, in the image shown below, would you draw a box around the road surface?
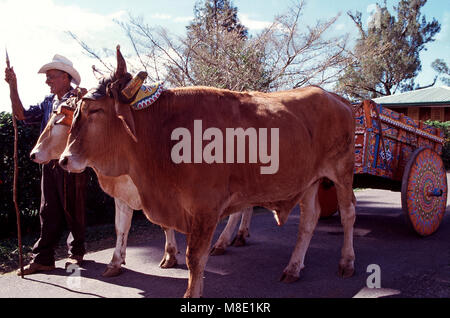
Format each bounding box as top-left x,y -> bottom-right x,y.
0,185 -> 449,298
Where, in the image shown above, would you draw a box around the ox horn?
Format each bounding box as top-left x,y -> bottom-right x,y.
115,45 -> 127,79
121,71 -> 148,100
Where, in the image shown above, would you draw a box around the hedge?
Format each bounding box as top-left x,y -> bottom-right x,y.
425,120 -> 450,170
0,111 -> 115,239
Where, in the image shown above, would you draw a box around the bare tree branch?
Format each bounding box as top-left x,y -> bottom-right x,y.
68,0 -> 351,92
66,31 -> 114,73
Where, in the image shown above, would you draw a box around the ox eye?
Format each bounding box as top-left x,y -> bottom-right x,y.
88,108 -> 103,115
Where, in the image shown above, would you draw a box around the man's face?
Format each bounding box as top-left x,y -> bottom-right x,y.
45,69 -> 70,95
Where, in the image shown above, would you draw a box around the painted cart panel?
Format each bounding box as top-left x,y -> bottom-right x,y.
353,100 -> 445,181
321,100 -> 447,235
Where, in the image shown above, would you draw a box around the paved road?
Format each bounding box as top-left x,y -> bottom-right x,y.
1,185 -> 449,298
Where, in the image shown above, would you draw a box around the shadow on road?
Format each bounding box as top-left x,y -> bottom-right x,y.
1,188 -> 449,298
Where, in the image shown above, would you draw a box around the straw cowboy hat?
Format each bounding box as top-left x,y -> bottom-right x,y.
38,54 -> 81,86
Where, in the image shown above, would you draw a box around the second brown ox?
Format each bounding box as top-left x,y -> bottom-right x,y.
59,46 -> 356,298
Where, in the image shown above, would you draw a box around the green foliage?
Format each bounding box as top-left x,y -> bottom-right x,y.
188,0 -> 248,39
0,112 -> 42,237
425,120 -> 450,169
424,120 -> 450,132
431,59 -> 450,86
337,0 -> 441,99
0,111 -> 115,239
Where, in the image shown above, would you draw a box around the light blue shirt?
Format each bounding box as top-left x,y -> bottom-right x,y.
23,88 -> 75,133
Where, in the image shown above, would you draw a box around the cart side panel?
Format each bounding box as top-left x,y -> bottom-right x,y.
354,101 -> 398,179
418,121 -> 444,154
353,100 -> 445,183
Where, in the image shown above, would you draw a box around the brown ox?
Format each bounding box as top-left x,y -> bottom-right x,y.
29,98 -> 253,276
60,46 -> 356,298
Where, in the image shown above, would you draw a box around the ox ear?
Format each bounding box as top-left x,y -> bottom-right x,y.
115,45 -> 127,79
115,102 -> 138,143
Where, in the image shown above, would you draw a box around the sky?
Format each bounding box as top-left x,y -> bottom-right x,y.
0,0 -> 449,113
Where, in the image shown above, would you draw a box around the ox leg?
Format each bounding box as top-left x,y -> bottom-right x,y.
280,182 -> 321,283
159,227 -> 179,268
103,198 -> 133,277
334,182 -> 356,278
210,212 -> 241,256
184,216 -> 218,298
231,206 -> 253,247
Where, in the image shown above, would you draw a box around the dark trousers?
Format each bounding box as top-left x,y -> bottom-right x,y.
32,160 -> 87,266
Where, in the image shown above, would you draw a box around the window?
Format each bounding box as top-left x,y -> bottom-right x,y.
430,107 -> 444,122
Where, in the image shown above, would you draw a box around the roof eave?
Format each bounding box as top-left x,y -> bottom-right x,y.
380,101 -> 450,108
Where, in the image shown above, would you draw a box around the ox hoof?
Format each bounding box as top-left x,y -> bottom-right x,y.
279,272 -> 300,283
338,264 -> 354,278
159,256 -> 178,269
102,266 -> 122,277
183,290 -> 202,298
231,235 -> 246,247
210,246 -> 226,256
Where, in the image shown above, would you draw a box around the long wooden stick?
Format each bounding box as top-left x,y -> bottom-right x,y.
6,48 -> 24,278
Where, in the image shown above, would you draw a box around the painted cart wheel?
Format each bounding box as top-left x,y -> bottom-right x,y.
401,147 -> 448,236
318,179 -> 338,218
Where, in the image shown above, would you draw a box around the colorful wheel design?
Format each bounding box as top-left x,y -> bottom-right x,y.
401,148 -> 448,236
318,179 -> 338,218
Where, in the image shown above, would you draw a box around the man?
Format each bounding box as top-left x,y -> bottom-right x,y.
5,54 -> 87,275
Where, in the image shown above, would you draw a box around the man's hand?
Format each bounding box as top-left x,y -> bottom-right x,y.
5,66 -> 25,120
5,66 -> 17,89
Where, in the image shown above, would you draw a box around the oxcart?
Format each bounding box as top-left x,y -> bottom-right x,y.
319,100 -> 448,236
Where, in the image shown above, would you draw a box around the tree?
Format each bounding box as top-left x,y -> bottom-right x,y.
255,1 -> 350,91
180,0 -> 268,91
432,59 -> 450,86
188,0 -> 247,39
70,0 -> 350,92
68,0 -> 266,91
336,0 -> 441,100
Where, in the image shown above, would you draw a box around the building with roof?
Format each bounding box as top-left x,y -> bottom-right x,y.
373,86 -> 450,122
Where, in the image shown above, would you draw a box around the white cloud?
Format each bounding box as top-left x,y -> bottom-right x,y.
366,3 -> 378,14
150,13 -> 192,23
0,0 -> 128,113
174,16 -> 193,23
366,3 -> 382,29
335,23 -> 346,31
238,13 -> 272,31
151,13 -> 173,20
